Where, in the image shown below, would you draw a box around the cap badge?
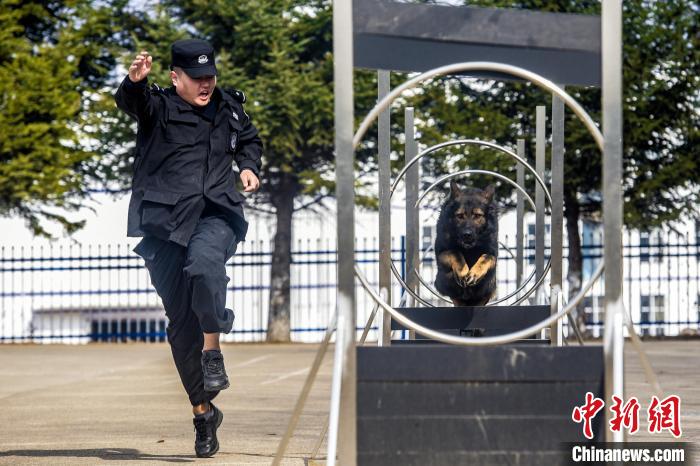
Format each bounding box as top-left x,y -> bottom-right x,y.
198,54 -> 209,64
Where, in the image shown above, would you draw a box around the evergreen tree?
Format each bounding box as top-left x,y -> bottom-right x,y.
0,0 -> 149,235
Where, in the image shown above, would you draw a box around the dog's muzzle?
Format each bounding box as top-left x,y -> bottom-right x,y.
461,232 -> 476,245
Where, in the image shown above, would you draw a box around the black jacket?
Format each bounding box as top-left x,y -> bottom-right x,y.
114,76 -> 263,245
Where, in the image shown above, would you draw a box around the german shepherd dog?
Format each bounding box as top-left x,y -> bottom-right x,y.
434,181 -> 498,306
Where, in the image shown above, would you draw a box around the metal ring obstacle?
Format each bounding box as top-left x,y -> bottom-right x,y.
387,139 -> 553,307
352,61 -> 605,345
407,168 -> 548,307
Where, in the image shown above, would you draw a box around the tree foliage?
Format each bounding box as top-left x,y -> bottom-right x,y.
411,0 -> 699,228
0,0 -> 148,236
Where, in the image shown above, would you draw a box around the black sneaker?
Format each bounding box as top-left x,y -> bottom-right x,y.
201,349 -> 230,391
193,402 -> 223,458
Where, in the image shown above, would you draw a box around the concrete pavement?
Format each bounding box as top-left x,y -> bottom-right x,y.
0,340 -> 697,465
0,343 -> 332,465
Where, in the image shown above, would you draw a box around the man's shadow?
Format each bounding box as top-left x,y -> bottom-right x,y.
0,448 -> 194,463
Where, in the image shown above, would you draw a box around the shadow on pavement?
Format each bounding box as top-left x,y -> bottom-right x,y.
0,448 -> 195,462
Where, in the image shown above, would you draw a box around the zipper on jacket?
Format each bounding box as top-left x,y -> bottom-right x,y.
203,120 -> 212,195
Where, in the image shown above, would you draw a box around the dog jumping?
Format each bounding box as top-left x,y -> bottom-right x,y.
434,181 -> 498,306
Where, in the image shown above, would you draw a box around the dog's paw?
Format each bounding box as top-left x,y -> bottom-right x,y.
453,264 -> 470,278
463,272 -> 482,286
455,274 -> 470,288
462,255 -> 495,286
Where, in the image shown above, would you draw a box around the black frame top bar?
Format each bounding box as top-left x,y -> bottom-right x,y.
354,0 -> 601,86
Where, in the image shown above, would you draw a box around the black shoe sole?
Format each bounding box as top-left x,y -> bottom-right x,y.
195,408 -> 224,458
204,379 -> 230,392
196,439 -> 219,458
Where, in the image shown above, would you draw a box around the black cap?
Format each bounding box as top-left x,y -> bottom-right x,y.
170,39 -> 217,78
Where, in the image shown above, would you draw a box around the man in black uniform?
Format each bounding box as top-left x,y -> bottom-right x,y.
114,39 -> 262,457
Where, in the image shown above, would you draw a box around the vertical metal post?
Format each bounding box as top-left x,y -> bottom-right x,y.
273,312 -> 337,466
378,70 -> 392,347
551,91 -> 565,345
535,106 -> 546,304
405,107 -> 418,340
516,139 -> 525,289
602,0 -> 624,443
328,0 -> 356,463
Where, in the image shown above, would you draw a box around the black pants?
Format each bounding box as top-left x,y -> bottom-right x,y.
134,214 -> 238,406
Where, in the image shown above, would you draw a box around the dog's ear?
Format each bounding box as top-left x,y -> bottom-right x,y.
449,180 -> 462,198
481,184 -> 496,202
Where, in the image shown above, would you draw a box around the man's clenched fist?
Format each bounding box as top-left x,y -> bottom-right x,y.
129,50 -> 152,82
240,170 -> 260,193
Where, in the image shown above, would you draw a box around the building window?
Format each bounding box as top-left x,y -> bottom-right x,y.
653,296 -> 665,336
526,223 -> 550,265
581,221 -> 602,279
651,232 -> 665,263
422,225 -> 434,251
582,296 -> 594,326
640,295 -> 665,336
640,232 -> 650,263
582,295 -> 604,336
90,319 -> 165,343
640,231 -> 665,263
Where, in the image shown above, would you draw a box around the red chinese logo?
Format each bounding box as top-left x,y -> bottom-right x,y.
573,393 -> 683,439
609,395 -> 640,434
572,392 -> 605,440
648,395 -> 682,438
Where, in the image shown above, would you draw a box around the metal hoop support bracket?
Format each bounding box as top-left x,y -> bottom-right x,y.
356,262 -> 604,346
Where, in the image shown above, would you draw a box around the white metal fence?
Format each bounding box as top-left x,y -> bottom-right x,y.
1,232 -> 699,344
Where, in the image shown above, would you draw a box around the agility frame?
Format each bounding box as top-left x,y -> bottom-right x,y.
329,2 -> 624,463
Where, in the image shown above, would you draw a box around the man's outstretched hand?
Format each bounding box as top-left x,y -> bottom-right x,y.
129,50 -> 152,82
240,170 -> 260,193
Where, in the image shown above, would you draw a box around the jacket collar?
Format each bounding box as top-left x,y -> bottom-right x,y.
165,87 -> 237,127
215,88 -> 241,126
217,87 -> 238,111
163,88 -> 185,110
166,87 -> 232,113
